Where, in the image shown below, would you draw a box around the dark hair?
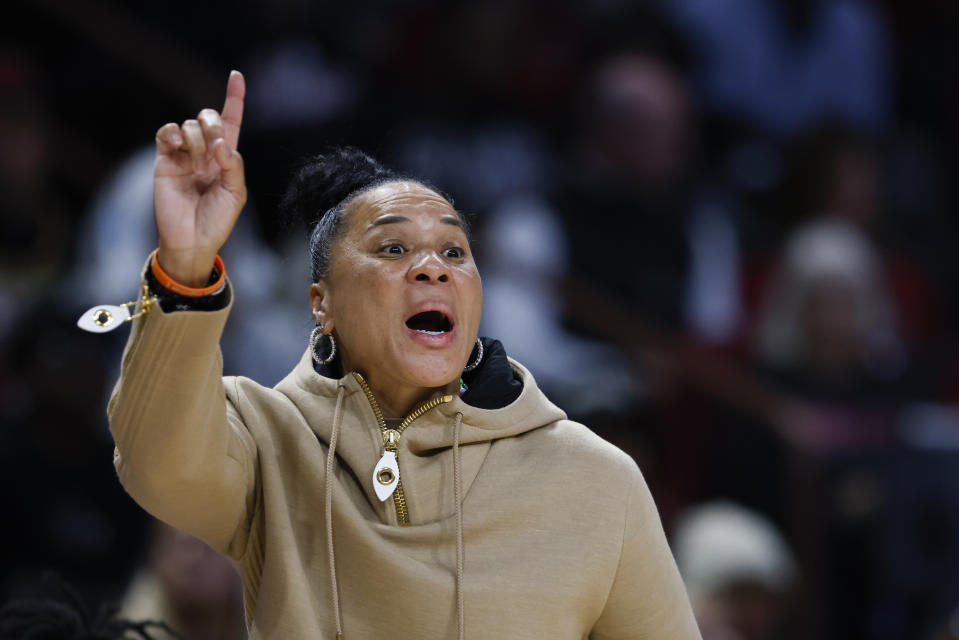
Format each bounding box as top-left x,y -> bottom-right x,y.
280,147 -> 467,283
0,573 -> 180,640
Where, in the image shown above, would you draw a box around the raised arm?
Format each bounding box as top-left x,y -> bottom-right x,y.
108,72 -> 257,557
153,69 -> 246,286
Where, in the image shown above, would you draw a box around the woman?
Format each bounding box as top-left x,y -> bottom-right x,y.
108,71 -> 701,639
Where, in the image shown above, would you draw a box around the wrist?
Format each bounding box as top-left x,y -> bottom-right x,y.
155,247 -> 219,288
151,249 -> 226,297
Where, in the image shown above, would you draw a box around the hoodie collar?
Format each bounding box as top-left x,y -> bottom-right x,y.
460,338 -> 523,409
312,336 -> 523,411
288,337 -> 566,452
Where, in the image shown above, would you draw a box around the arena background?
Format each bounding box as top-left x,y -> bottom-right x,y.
2,1 -> 958,638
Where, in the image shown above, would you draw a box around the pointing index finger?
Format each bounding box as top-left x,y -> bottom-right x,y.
221,70 -> 245,150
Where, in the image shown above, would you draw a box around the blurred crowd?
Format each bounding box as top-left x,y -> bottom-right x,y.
2,0 -> 959,638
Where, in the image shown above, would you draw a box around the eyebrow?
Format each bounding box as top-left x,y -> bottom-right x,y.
367,214 -> 463,230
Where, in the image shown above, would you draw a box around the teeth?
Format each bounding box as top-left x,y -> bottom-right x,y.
415,329 -> 446,335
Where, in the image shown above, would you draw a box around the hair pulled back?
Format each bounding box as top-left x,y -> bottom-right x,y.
280,147 -> 404,282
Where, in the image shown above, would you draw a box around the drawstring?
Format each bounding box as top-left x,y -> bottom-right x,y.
326,385 -> 346,640
453,412 -> 465,640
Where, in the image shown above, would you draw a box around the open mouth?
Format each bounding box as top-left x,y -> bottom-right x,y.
405,310 -> 453,335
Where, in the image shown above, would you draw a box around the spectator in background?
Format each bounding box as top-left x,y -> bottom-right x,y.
765,124 -> 942,349
748,218 -> 910,638
121,522 -> 245,640
558,47 -> 694,332
673,501 -> 799,640
556,33 -> 744,376
756,217 -> 905,451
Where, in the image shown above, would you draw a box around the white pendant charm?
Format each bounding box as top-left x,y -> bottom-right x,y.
77,305 -> 129,333
372,451 -> 400,502
77,286 -> 156,334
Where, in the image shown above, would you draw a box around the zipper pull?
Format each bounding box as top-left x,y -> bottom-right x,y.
373,450 -> 399,501
373,429 -> 401,501
77,284 -> 155,333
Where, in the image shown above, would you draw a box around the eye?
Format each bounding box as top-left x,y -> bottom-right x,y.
381,243 -> 406,255
444,247 -> 464,259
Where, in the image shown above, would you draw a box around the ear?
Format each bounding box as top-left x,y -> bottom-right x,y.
309,280 -> 334,332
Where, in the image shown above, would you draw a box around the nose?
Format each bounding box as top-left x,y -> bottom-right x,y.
408,251 -> 450,284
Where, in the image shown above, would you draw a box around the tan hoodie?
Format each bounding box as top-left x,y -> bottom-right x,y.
108,284 -> 701,639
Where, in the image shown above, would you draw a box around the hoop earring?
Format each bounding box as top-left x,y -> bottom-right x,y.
310,325 -> 337,365
462,337 -> 484,373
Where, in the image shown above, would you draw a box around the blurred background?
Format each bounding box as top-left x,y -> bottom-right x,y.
1,0 -> 958,638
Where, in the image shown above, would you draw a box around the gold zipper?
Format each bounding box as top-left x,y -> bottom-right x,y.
353,372 -> 453,524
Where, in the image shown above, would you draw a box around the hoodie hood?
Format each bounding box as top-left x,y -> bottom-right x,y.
274,336 -> 568,638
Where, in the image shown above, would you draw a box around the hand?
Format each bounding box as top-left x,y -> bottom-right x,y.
153,71 -> 246,287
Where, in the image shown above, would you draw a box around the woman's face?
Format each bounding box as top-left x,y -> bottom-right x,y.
311,181 -> 482,393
